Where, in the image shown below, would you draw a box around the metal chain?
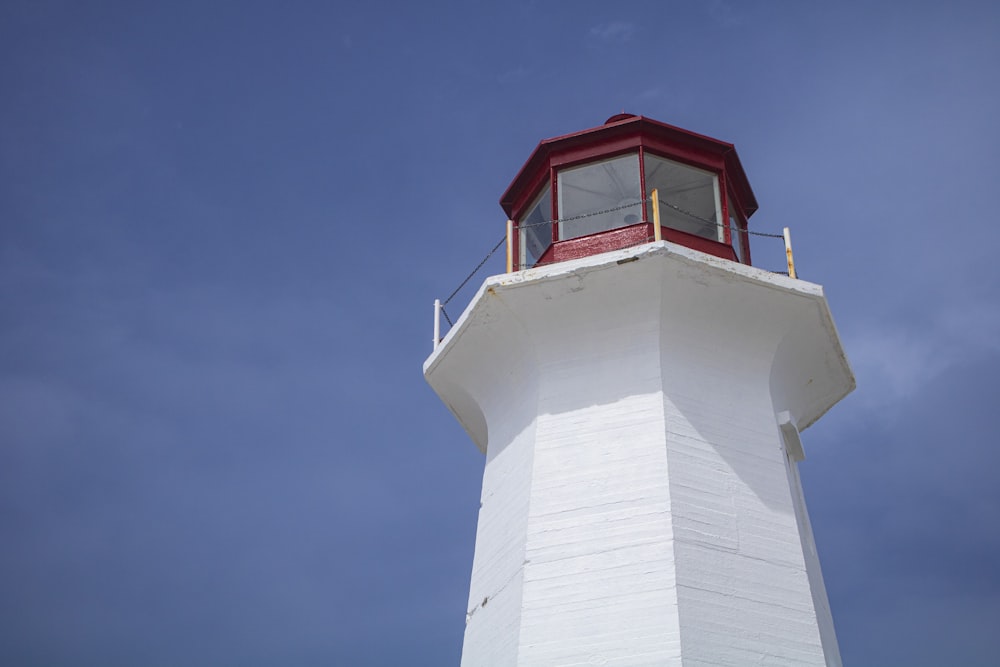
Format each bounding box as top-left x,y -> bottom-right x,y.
518,194 -> 785,239
443,234 -> 506,306
745,228 -> 786,239
656,198 -> 785,239
518,198 -> 650,230
439,197 -> 790,330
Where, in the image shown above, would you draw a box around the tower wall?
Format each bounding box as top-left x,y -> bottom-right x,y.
516,273 -> 681,665
426,243 -> 853,666
441,301 -> 540,666
656,262 -> 834,665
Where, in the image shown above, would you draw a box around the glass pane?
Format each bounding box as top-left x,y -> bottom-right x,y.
644,154 -> 721,241
728,202 -> 745,263
519,182 -> 551,268
557,154 -> 642,240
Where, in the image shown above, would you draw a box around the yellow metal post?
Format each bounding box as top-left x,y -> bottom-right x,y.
506,220 -> 514,273
783,227 -> 797,279
651,188 -> 662,242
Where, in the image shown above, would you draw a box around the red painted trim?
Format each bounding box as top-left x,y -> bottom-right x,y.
720,172 -> 731,246
724,147 -> 758,218
640,138 -> 725,174
509,169 -> 551,222
549,136 -> 642,169
525,222 -> 738,269
549,166 -> 558,244
742,228 -> 752,265
662,228 -> 738,262
638,145 -> 648,224
536,223 -> 654,266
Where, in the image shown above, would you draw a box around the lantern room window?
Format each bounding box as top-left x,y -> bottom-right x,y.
520,180 -> 552,268
728,202 -> 746,263
502,115 -> 758,269
557,153 -> 642,240
643,154 -> 722,242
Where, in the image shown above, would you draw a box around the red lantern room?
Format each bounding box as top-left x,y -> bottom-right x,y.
501,114 -> 758,270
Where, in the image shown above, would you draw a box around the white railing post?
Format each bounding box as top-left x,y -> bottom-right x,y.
506,220 -> 514,273
433,299 -> 441,350
783,227 -> 797,279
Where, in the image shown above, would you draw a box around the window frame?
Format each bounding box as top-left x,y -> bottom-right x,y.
515,177 -> 554,269
642,150 -> 724,243
555,152 -> 643,242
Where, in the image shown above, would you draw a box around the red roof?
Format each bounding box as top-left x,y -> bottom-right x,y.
500,114 -> 758,222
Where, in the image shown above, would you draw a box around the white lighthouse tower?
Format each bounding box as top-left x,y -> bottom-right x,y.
425,114 -> 854,666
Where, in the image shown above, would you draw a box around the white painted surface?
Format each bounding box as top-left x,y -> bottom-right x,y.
425,241 -> 853,666
778,411 -> 805,462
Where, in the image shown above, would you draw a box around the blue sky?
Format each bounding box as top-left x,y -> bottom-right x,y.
2,1 -> 998,665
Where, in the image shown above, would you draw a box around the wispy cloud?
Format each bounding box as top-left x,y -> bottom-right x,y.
845,300 -> 1000,408
498,65 -> 530,85
589,21 -> 636,43
706,0 -> 741,28
636,87 -> 663,101
848,328 -> 949,403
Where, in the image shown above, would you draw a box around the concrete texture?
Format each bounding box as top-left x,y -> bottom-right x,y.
424,241 -> 854,666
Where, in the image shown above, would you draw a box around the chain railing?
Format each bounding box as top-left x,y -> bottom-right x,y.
431,192 -> 798,350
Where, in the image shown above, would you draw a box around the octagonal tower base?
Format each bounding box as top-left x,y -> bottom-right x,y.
424,241 -> 853,666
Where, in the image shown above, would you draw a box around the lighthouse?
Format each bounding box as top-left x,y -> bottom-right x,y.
424,114 -> 854,666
